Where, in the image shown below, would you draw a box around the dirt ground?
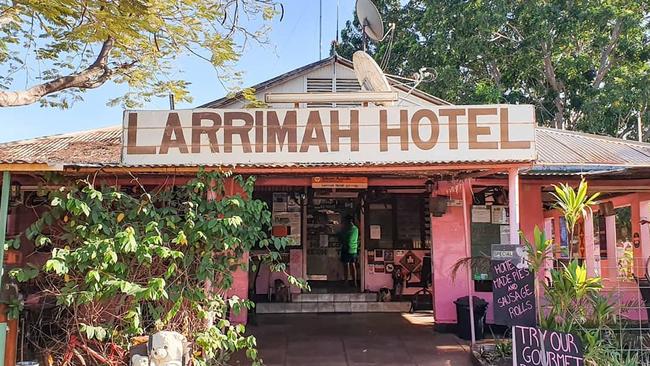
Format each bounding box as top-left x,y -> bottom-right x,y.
232,312 -> 472,366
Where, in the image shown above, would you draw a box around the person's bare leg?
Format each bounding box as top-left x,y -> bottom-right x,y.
343,262 -> 350,285
351,262 -> 357,288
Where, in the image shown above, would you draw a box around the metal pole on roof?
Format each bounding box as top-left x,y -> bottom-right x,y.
169,94 -> 175,110
336,0 -> 339,45
638,110 -> 643,142
319,0 -> 323,60
0,171 -> 11,366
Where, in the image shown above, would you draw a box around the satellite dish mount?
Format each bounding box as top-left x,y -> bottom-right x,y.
356,0 -> 385,50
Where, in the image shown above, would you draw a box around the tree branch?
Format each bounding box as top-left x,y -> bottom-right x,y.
0,37 -> 131,107
541,40 -> 566,129
0,6 -> 18,27
592,20 -> 622,88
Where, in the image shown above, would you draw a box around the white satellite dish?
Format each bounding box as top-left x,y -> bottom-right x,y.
356,0 -> 385,43
353,50 -> 393,106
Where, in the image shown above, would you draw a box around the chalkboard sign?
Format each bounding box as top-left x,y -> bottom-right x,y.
513,325 -> 584,366
491,259 -> 535,326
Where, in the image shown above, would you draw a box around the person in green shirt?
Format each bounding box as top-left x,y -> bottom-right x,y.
339,214 -> 359,287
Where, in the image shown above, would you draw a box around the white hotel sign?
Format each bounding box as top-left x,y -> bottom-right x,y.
121,105 -> 536,165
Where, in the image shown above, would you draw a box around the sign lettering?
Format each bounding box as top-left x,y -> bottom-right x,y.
513,326 -> 584,366
122,105 -> 535,165
492,258 -> 536,327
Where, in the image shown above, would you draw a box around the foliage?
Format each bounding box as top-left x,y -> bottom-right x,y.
519,226 -> 553,325
449,255 -> 490,283
0,0 -> 281,108
12,170 -> 307,365
334,1 -> 650,136
521,228 -> 639,365
551,179 -> 600,259
523,180 -> 639,365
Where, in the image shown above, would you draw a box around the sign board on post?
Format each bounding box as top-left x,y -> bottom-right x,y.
491,245 -> 535,327
513,325 -> 584,366
121,105 -> 536,166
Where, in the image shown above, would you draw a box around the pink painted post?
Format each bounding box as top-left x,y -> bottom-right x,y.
210,178 -> 249,324
605,215 -> 617,281
508,168 -> 520,245
640,200 -> 650,271
583,212 -> 597,277
461,181 -> 476,344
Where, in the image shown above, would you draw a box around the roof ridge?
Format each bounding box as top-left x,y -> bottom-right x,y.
197,55 -> 450,108
0,125 -> 120,146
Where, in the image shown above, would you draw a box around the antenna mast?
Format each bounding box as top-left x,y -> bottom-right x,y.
319,0 -> 323,59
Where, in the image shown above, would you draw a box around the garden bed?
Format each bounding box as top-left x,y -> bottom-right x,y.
471,342 -> 512,366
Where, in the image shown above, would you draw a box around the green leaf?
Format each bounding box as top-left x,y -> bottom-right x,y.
9,266 -> 39,282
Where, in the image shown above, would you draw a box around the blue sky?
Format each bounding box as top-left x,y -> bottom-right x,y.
0,1 -> 355,143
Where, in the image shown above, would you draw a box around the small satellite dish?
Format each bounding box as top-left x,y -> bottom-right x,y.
353,51 -> 391,93
356,0 -> 384,42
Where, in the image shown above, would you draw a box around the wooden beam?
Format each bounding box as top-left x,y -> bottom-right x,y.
69,163 -> 530,175
0,163 -> 61,172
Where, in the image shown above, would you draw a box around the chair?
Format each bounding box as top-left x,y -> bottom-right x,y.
410,254 -> 433,312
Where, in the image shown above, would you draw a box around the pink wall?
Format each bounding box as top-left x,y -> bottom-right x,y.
255,249 -> 303,295
432,180 -> 544,324
431,182 -> 486,323
221,178 -> 249,324
519,184 -> 544,244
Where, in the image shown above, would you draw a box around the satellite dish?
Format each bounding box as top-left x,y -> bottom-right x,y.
353,51 -> 391,93
356,0 -> 384,42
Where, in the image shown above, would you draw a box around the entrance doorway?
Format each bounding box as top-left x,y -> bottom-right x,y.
306,190 -> 363,291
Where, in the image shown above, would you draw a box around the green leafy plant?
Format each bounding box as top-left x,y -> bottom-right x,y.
13,169 -> 307,365
551,179 -> 600,260
519,226 -> 553,325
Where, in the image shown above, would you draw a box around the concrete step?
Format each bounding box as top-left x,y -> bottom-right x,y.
256,301 -> 410,314
292,293 -> 377,303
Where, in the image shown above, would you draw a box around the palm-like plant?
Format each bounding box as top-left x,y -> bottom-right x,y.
520,226 -> 553,325
551,179 -> 600,260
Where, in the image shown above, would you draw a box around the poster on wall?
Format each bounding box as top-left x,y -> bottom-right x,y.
491,205 -> 509,224
272,192 -> 288,212
491,245 -> 535,327
384,250 -> 394,262
499,225 -> 510,244
513,326 -> 584,366
370,225 -> 382,240
472,205 -> 492,223
319,234 -> 329,248
287,195 -> 301,212
272,212 -> 301,246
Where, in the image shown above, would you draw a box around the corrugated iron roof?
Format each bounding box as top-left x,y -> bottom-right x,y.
0,126 -> 121,164
535,127 -> 650,166
2,125 -> 650,171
